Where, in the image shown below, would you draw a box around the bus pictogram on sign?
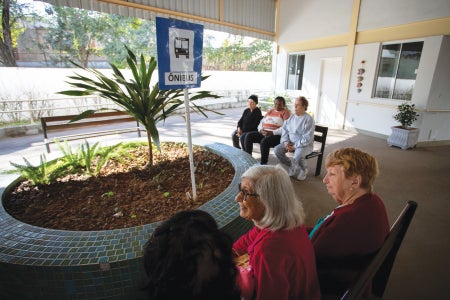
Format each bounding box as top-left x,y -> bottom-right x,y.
174,37 -> 189,59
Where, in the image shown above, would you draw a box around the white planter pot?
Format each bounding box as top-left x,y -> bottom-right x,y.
387,126 -> 420,150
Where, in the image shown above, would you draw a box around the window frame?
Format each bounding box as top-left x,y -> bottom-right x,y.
373,41 -> 424,101
286,53 -> 305,90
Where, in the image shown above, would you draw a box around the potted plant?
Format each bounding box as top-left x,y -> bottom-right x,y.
387,102 -> 420,150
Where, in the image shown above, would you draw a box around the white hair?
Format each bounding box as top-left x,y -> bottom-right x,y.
241,164 -> 305,231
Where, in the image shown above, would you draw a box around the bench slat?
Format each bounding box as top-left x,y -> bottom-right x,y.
44,117 -> 137,131
45,128 -> 144,143
41,111 -> 144,153
41,111 -> 130,123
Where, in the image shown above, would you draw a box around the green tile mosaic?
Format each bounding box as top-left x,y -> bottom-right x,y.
0,142 -> 257,299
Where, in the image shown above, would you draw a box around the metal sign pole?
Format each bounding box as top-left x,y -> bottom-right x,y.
184,87 -> 197,200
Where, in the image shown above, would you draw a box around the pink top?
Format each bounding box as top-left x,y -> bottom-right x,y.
233,225 -> 321,300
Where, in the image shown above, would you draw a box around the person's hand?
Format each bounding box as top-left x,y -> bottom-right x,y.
285,142 -> 295,152
236,128 -> 242,137
261,130 -> 273,137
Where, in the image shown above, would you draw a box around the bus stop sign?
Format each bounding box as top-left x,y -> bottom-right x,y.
156,17 -> 204,90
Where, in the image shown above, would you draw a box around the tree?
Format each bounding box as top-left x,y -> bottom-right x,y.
100,15 -> 157,68
59,47 -> 221,166
247,39 -> 273,72
44,5 -> 110,67
0,0 -> 27,66
4,2 -> 272,71
202,34 -> 272,71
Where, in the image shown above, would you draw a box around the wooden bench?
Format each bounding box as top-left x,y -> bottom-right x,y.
41,111 -> 144,153
305,124 -> 328,176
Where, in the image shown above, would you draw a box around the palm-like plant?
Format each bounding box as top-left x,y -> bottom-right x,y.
59,46 -> 221,166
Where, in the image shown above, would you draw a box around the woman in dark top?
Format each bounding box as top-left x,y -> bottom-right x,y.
232,94 -> 263,150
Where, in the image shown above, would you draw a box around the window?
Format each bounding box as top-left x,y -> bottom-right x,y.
286,54 -> 305,90
374,41 -> 423,100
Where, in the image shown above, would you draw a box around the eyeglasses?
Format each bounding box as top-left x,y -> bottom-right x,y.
238,183 -> 258,201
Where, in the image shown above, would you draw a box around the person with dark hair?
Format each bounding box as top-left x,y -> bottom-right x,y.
142,210 -> 241,300
274,96 -> 315,180
233,165 -> 321,300
308,148 -> 389,298
232,94 -> 263,150
241,96 -> 291,165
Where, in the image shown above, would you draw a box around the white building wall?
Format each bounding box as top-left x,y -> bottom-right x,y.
278,0 -> 353,44
0,69 -> 272,99
428,36 -> 450,110
275,0 -> 450,145
347,36 -> 449,143
275,47 -> 347,117
358,0 -> 450,31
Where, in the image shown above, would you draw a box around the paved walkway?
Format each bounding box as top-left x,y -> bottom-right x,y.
0,107 -> 245,188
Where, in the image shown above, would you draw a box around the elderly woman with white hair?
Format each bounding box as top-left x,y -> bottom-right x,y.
232,165 -> 321,300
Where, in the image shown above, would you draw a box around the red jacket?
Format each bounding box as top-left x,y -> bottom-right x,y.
233,225 -> 321,300
308,193 -> 390,297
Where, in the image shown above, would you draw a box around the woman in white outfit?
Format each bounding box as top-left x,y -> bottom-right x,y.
274,96 -> 315,180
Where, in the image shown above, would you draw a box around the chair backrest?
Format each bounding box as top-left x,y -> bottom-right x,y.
340,201 -> 418,300
313,125 -> 328,154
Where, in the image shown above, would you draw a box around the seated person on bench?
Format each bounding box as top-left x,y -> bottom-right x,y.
274,96 -> 314,181
231,94 -> 263,150
307,148 -> 389,298
241,96 -> 291,165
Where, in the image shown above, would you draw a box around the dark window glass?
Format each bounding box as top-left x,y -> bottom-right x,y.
374,41 -> 423,100
286,54 -> 305,90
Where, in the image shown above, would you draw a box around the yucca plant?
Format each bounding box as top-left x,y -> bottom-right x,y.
59,46 -> 221,166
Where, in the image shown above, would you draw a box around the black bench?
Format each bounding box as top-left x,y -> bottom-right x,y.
305,124 -> 328,176
41,111 -> 144,153
255,124 -> 328,176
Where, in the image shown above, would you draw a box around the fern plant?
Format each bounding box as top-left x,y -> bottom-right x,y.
6,140 -> 127,186
87,142 -> 123,176
56,140 -> 83,172
57,140 -> 123,176
79,141 -> 101,176
8,154 -> 66,185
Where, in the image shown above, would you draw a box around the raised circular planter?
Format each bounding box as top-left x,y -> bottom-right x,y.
0,142 -> 256,299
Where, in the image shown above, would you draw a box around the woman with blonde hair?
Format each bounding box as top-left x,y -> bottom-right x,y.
233,165 -> 320,300
308,147 -> 390,298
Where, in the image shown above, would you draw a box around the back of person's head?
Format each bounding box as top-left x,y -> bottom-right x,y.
325,147 -> 379,192
248,94 -> 258,104
143,210 -> 240,300
242,165 -> 305,231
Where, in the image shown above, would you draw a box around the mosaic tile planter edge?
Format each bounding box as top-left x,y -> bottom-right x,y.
0,142 -> 257,299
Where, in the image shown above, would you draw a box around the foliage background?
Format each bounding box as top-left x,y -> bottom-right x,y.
1,0 -> 273,70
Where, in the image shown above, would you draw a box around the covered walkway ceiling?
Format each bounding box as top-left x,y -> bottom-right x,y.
38,0 -> 278,41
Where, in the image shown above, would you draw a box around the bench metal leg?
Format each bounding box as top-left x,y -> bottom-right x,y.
45,140 -> 51,153
314,154 -> 323,176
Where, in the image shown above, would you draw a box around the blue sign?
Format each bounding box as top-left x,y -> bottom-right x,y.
156,17 -> 204,90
